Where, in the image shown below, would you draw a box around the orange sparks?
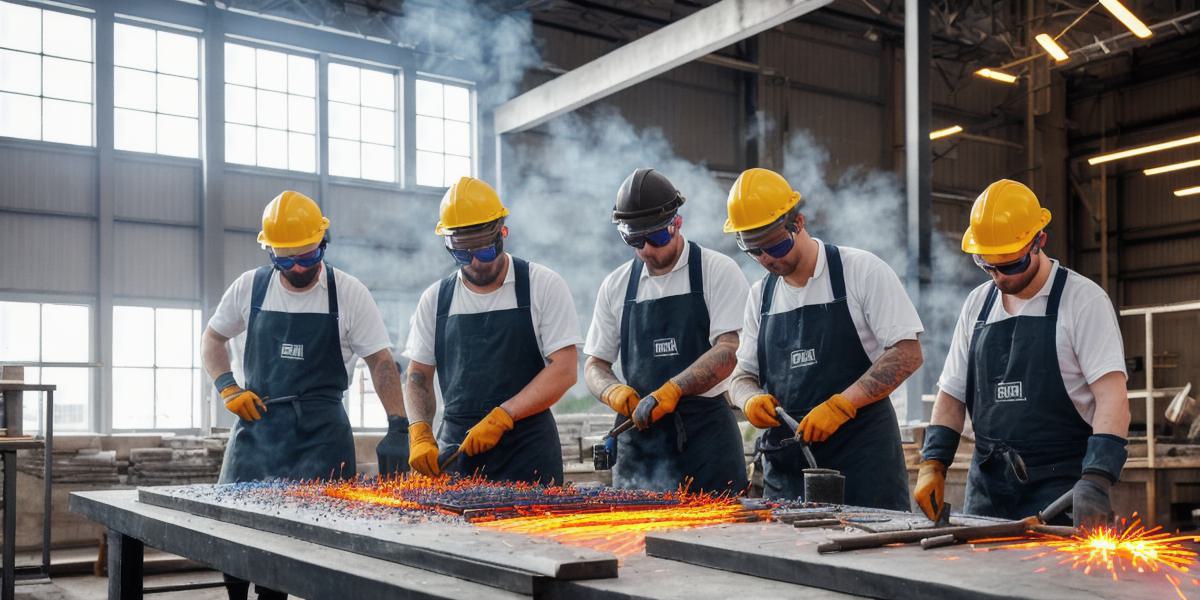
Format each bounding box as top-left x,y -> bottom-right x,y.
978,515 -> 1200,600
474,500 -> 767,557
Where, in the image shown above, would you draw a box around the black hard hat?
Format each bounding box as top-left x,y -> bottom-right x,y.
612,168 -> 686,234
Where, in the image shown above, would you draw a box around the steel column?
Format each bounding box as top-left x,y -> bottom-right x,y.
904,0 -> 932,420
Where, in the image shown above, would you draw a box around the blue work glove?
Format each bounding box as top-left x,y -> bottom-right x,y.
376,415 -> 410,478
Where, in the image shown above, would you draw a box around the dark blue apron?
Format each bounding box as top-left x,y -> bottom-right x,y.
219,265 -> 356,483
962,265 -> 1090,522
755,244 -> 909,509
433,257 -> 564,485
613,242 -> 748,494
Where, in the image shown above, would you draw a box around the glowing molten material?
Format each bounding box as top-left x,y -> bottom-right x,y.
278,474 -> 760,556
978,515 -> 1200,600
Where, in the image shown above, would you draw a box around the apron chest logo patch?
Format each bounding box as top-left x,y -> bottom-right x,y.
995,381 -> 1026,402
790,348 -> 817,369
280,343 -> 305,360
653,338 -> 679,357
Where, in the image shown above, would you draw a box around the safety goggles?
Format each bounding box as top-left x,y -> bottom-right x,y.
740,233 -> 795,259
620,224 -> 675,249
445,238 -> 501,266
973,243 -> 1038,276
269,244 -> 324,270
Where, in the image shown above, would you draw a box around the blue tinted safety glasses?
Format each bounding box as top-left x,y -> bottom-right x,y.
270,244 -> 325,270
973,244 -> 1039,276
446,242 -> 501,266
620,225 -> 675,249
742,234 -> 794,259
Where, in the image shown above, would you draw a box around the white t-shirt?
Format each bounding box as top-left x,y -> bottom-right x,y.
208,264 -> 394,382
736,240 -> 924,377
404,254 -> 582,365
936,260 -> 1127,425
584,239 -> 748,397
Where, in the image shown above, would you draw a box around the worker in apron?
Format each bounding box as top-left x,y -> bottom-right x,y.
584,169 -> 748,494
402,177 -> 581,484
203,190 -> 406,600
915,180 -> 1130,527
725,168 -> 922,510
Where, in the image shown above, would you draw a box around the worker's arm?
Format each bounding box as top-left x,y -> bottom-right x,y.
200,326 -> 233,379
1089,371 -> 1131,438
840,338 -> 924,410
929,389 -> 967,432
729,366 -> 766,410
404,360 -> 437,424
914,390 -> 967,520
363,349 -> 405,418
672,332 -> 739,397
584,355 -> 622,401
501,345 -> 577,420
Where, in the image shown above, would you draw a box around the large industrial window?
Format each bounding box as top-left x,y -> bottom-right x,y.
112,306 -> 202,430
113,22 -> 200,158
0,301 -> 93,432
414,78 -> 473,187
0,1 -> 93,146
327,62 -> 397,183
224,42 -> 316,172
346,359 -> 388,429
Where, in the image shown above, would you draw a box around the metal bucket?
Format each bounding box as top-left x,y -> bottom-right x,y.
803,468 -> 845,504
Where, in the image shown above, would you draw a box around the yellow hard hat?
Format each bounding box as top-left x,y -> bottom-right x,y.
961,179 -> 1052,255
434,177 -> 510,235
723,168 -> 803,233
258,190 -> 329,249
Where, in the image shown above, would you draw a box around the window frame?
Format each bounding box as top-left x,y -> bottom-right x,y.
110,15 -> 203,160
0,0 -> 96,148
109,299 -> 204,434
324,56 -> 403,187
412,73 -> 476,191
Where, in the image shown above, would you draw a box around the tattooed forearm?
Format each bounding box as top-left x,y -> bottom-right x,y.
365,350 -> 405,417
673,332 -> 740,397
404,362 -> 438,423
849,339 -> 923,404
584,356 -> 623,401
729,366 -> 767,410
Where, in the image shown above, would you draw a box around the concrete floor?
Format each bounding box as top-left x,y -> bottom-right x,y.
16,572 -> 232,600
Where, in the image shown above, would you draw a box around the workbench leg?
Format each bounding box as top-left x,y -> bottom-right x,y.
106,530 -> 143,600
3,452 -> 15,600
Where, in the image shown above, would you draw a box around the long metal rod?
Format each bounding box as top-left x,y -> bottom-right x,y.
904,0 -> 931,422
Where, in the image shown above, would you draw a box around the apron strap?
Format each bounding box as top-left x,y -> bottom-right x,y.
433,271 -> 457,370
248,265 -> 274,333
619,257 -> 643,377
325,264 -> 339,318
756,273 -> 779,382
686,241 -> 703,297
824,243 -> 847,301
513,257 -> 531,309
1045,264 -> 1068,318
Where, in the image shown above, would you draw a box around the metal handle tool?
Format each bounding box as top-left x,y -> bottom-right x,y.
439,445 -> 464,473
774,406 -> 819,469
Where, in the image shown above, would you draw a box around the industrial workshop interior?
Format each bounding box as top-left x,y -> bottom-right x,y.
3,0 -> 1200,598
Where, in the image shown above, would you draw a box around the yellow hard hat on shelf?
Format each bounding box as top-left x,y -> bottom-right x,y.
435,177 -> 509,235
961,179 -> 1052,255
723,168 -> 803,233
258,190 -> 329,249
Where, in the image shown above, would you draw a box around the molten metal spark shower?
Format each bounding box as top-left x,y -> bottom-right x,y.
974,515 -> 1200,600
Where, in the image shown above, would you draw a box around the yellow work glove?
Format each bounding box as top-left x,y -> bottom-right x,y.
632,380 -> 683,429
461,407 -> 514,457
602,383 -> 641,418
407,421 -> 441,477
799,394 -> 856,443
914,459 -> 947,521
220,385 -> 267,421
743,394 -> 781,428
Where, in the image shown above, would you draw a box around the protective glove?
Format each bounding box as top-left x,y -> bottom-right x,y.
214,372 -> 266,421
602,383 -> 641,418
461,407 -> 514,456
914,459 -> 947,521
1071,473 -> 1113,529
799,394 -> 856,443
407,421 -> 441,477
632,380 -> 683,429
743,394 -> 782,428
376,415 -> 410,478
